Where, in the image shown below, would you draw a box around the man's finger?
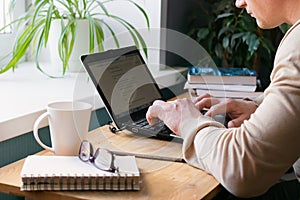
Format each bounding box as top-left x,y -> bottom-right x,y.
195,97 -> 222,110
146,100 -> 167,125
146,104 -> 166,125
194,93 -> 211,102
205,102 -> 227,117
194,98 -> 212,110
152,99 -> 165,106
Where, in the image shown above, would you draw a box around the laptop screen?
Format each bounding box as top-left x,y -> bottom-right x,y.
81,47 -> 163,129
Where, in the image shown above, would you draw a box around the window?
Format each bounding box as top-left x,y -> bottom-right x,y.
0,1 -> 186,142
0,1 -> 25,62
0,0 -> 12,34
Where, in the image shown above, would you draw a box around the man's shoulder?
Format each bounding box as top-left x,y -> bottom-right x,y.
279,20 -> 300,48
275,21 -> 300,63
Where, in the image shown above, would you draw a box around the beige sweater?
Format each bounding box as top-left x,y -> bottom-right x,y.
181,20 -> 300,198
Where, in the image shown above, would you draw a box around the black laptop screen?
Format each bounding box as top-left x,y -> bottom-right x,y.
81,47 -> 163,127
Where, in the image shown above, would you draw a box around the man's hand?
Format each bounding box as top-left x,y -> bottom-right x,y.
146,98 -> 202,135
193,93 -> 258,128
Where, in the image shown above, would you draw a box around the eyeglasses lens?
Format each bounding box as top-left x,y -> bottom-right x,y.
94,148 -> 113,171
79,140 -> 92,161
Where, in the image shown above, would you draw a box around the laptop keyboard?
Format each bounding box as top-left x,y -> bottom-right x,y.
133,118 -> 168,132
127,119 -> 182,142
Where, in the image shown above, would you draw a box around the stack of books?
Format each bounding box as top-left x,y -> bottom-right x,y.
185,66 -> 263,99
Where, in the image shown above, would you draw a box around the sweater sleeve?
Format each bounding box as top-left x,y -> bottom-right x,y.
181,21 -> 300,198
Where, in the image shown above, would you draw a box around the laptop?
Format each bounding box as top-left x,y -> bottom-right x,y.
80,46 -> 182,142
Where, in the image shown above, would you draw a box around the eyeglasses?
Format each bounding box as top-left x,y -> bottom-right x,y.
79,140 -> 118,173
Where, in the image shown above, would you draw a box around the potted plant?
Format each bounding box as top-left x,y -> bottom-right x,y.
189,0 -> 278,69
188,0 -> 284,89
0,0 -> 149,76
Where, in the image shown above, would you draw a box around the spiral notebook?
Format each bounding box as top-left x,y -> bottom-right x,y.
20,155 -> 140,191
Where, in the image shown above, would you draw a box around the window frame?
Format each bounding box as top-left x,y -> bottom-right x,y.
0,0 -> 12,34
0,1 -> 25,62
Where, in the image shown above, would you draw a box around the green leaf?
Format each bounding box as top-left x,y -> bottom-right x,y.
93,21 -> 105,52
131,26 -> 148,58
214,43 -> 223,58
218,27 -> 230,38
216,13 -> 233,21
110,15 -> 148,58
67,21 -> 76,70
222,36 -> 230,49
126,0 -> 150,29
0,15 -> 29,33
196,28 -> 209,41
245,34 -> 260,56
32,1 -> 48,25
58,21 -> 69,73
230,32 -> 244,47
43,4 -> 54,47
279,23 -> 291,33
0,23 -> 40,73
58,19 -> 76,74
97,19 -> 120,48
56,0 -> 76,17
94,1 -> 109,16
88,17 -> 95,53
34,28 -> 61,78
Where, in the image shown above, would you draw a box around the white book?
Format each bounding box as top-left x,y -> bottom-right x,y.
20,155 -> 140,191
187,73 -> 257,85
196,89 -> 263,99
184,82 -> 257,92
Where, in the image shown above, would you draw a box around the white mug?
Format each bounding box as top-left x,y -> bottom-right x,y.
33,101 -> 92,156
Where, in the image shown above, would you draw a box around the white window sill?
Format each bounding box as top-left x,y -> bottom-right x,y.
0,62 -> 186,142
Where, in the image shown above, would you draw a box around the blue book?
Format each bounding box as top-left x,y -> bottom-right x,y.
188,66 -> 257,85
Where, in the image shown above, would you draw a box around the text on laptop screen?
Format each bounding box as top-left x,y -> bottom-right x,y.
87,52 -> 162,118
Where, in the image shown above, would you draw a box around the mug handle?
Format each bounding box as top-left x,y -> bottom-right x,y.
33,112 -> 54,152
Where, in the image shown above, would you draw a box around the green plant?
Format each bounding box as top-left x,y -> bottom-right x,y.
189,0 -> 277,70
0,0 -> 149,75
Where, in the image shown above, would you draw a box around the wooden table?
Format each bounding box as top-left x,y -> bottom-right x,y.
0,125 -> 221,200
0,93 -> 221,199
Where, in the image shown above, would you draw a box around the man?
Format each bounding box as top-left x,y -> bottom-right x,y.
146,0 -> 300,198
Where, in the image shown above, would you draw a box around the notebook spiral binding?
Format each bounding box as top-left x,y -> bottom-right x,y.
21,173 -> 139,191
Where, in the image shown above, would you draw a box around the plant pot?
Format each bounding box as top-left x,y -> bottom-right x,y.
49,19 -> 90,73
